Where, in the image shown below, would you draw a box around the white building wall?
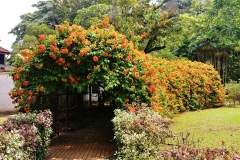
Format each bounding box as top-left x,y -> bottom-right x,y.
0,72 -> 15,112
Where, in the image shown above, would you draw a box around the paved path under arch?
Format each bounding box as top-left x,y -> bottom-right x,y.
44,116 -> 117,160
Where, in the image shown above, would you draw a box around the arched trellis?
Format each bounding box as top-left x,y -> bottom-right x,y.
9,18 -> 153,134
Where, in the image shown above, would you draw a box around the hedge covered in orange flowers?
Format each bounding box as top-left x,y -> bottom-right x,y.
137,54 -> 225,117
9,18 -> 225,117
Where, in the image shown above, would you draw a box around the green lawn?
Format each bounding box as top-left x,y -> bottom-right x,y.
171,106 -> 240,150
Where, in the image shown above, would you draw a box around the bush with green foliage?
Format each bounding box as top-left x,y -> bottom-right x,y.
112,107 -> 173,160
1,110 -> 53,159
0,127 -> 28,159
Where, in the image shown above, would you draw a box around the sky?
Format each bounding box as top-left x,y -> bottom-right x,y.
0,0 -> 41,51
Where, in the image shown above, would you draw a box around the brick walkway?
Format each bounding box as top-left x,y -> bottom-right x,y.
44,116 -> 117,160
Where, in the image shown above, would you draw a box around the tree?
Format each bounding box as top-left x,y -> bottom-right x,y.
174,0 -> 240,83
111,0 -> 178,53
73,0 -> 182,54
11,24 -> 55,56
73,3 -> 113,28
10,0 -> 105,45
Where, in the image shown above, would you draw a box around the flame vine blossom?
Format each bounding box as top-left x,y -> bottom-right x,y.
9,18 -> 225,117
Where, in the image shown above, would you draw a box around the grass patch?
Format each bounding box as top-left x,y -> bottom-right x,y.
171,106 -> 240,150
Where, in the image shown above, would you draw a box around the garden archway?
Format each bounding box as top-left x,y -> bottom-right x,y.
9,18 -> 153,132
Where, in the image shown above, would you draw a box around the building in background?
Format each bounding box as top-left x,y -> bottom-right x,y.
0,46 -> 15,112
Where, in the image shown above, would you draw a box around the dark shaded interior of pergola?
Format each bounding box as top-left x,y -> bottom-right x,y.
36,83 -> 115,135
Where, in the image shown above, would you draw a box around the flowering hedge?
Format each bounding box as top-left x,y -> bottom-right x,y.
0,110 -> 53,159
135,54 -> 225,117
9,17 -> 225,117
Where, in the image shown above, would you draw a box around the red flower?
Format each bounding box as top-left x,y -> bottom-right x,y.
39,34 -> 45,41
69,76 -> 75,83
104,52 -> 109,57
142,32 -> 148,38
61,48 -> 68,54
22,50 -> 27,57
22,81 -> 28,87
77,60 -> 81,64
93,56 -> 98,62
128,106 -> 135,113
27,96 -> 33,102
124,99 -> 129,103
87,75 -> 91,80
54,47 -> 59,53
62,78 -> 67,83
121,43 -> 126,49
132,66 -> 137,72
112,44 -> 117,50
51,40 -> 56,46
18,99 -> 23,104
38,44 -> 46,53
14,75 -> 19,81
58,58 -> 64,63
131,86 -> 135,90
123,69 -> 128,75
28,91 -> 32,96
39,86 -> 44,92
135,72 -> 140,79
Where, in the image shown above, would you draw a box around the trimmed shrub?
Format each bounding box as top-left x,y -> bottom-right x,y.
1,110 -> 53,159
158,145 -> 240,160
0,127 -> 28,159
112,107 -> 173,160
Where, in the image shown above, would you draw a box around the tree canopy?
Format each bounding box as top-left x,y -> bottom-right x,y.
9,0 -> 240,82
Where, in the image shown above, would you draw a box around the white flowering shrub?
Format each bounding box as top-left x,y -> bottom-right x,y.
112,107 -> 173,160
1,109 -> 53,159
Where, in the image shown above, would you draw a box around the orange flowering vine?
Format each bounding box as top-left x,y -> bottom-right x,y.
9,19 -> 225,118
